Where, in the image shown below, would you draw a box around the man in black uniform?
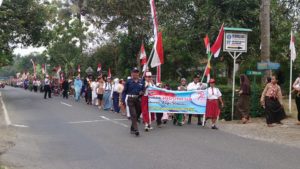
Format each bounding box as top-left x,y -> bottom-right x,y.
122,67 -> 144,136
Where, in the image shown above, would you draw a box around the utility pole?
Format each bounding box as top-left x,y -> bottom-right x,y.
260,0 -> 271,81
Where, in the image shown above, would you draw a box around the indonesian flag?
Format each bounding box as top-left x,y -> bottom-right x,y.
290,31 -> 297,62
150,32 -> 164,68
140,43 -> 147,72
42,64 -> 45,74
57,66 -> 61,74
77,65 -> 81,73
150,0 -> 159,38
211,23 -> 224,58
97,63 -> 102,72
108,68 -> 111,78
0,0 -> 3,7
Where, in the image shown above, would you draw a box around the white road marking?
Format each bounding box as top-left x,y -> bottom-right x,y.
11,124 -> 29,128
67,120 -> 106,124
100,116 -> 129,128
0,92 -> 11,125
61,102 -> 72,107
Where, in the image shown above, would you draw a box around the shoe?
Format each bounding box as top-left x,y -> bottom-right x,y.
135,130 -> 140,136
144,125 -> 149,132
211,125 -> 218,130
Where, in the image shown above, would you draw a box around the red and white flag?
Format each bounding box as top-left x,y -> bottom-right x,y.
77,65 -> 81,73
150,0 -> 159,38
211,23 -> 224,58
150,32 -> 164,68
108,68 -> 111,78
42,64 -> 45,74
140,43 -> 147,72
290,31 -> 297,62
57,66 -> 61,74
97,63 -> 102,72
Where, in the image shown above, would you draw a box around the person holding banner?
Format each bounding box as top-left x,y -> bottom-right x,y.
122,67 -> 144,136
206,79 -> 224,129
173,78 -> 187,126
187,74 -> 207,125
141,71 -> 155,131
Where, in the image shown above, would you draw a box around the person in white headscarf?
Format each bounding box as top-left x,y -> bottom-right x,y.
112,78 -> 121,113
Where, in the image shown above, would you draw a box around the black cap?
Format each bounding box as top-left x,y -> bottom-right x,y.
131,67 -> 139,73
194,74 -> 200,78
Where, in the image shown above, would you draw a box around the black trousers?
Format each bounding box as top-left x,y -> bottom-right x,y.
188,114 -> 202,123
33,86 -> 38,92
44,85 -> 51,99
156,113 -> 163,125
127,97 -> 141,131
63,90 -> 68,99
295,95 -> 300,121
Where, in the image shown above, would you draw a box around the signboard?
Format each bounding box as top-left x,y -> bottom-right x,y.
148,86 -> 207,114
224,32 -> 248,52
257,62 -> 280,70
246,70 -> 262,76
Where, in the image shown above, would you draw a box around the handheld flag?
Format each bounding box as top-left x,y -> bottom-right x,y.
78,65 -> 81,73
211,24 -> 224,58
108,68 -> 111,78
290,31 -> 296,62
97,63 -> 102,72
150,32 -> 164,68
140,43 -> 147,72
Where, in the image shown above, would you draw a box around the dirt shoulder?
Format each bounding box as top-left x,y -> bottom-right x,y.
219,118 -> 300,148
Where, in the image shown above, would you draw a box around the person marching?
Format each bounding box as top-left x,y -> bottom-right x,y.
260,76 -> 286,127
122,67 -> 144,136
206,79 -> 224,129
74,76 -> 83,102
187,74 -> 207,125
62,78 -> 69,99
44,75 -> 51,99
236,74 -> 251,124
141,71 -> 155,131
173,78 -> 187,126
91,77 -> 99,106
292,73 -> 300,125
103,77 -> 113,111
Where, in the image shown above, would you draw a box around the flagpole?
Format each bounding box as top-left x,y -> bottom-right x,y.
289,52 -> 293,115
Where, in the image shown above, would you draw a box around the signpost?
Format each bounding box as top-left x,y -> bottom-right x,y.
224,27 -> 252,120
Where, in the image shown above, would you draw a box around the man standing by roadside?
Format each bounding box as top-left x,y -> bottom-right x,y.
187,74 -> 207,125
122,67 -> 144,136
44,75 -> 51,99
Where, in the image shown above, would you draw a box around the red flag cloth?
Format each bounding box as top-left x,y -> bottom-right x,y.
97,63 -> 102,72
77,65 -> 81,73
211,24 -> 224,58
290,31 -> 297,62
140,43 -> 147,65
151,32 -> 164,67
108,68 -> 111,78
204,35 -> 210,54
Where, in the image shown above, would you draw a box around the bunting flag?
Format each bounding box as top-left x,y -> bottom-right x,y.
78,65 -> 81,73
290,31 -> 296,62
108,68 -> 111,78
97,63 -> 102,72
211,23 -> 224,58
140,43 -> 147,72
42,64 -> 45,74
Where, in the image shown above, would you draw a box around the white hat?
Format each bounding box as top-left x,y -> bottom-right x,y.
145,72 -> 152,77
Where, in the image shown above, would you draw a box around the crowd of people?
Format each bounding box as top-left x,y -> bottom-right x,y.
10,68 -> 300,137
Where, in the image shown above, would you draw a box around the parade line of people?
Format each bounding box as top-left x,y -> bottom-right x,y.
11,67 -> 300,137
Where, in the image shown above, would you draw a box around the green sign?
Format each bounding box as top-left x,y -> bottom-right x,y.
246,70 -> 262,76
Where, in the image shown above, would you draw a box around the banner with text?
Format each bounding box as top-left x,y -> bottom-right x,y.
148,87 -> 207,114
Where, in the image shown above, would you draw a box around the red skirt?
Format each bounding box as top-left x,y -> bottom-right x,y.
141,96 -> 155,124
205,99 -> 220,118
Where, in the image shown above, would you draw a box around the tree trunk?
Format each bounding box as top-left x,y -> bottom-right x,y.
260,0 -> 271,82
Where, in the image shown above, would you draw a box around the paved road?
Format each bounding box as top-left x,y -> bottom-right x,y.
1,86 -> 299,169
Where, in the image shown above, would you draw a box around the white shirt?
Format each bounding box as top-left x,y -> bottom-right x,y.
144,81 -> 154,96
104,82 -> 112,91
207,87 -> 222,100
44,78 -> 50,85
187,82 -> 207,91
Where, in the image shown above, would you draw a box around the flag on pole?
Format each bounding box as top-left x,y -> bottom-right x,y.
211,23 -> 224,58
140,43 -> 147,72
57,66 -> 61,74
150,32 -> 164,68
290,31 -> 296,62
150,0 -> 159,38
204,35 -> 212,76
108,68 -> 111,78
77,65 -> 81,73
30,59 -> 36,78
0,0 -> 3,7
97,63 -> 102,72
42,64 -> 45,74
